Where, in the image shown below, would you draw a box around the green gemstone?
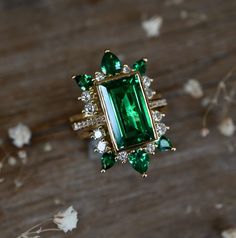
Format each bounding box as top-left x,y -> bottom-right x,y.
101,51 -> 122,75
128,149 -> 150,174
98,73 -> 155,151
101,152 -> 116,170
74,74 -> 93,91
156,136 -> 172,151
133,59 -> 147,75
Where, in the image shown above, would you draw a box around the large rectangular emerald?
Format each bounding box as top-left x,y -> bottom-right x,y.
97,72 -> 156,151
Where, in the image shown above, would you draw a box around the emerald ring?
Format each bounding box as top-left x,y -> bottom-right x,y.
70,50 -> 175,177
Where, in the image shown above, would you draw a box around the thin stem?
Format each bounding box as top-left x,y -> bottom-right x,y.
202,66 -> 236,130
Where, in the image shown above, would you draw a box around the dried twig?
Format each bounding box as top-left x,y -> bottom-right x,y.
201,67 -> 236,136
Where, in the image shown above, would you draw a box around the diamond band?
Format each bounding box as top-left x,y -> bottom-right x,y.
72,115 -> 105,131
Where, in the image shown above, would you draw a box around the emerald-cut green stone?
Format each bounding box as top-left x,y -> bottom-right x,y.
101,51 -> 122,75
128,149 -> 150,174
156,136 -> 172,151
133,59 -> 147,75
101,152 -> 116,170
98,73 -> 155,151
74,74 -> 93,91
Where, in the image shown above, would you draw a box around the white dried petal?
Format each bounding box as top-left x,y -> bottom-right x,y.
14,178 -> 24,189
201,128 -> 210,137
18,150 -> 28,164
8,156 -> 17,166
218,118 -> 235,137
53,206 -> 78,233
8,123 -> 32,148
222,228 -> 236,238
142,16 -> 163,38
44,142 -> 52,152
184,79 -> 203,98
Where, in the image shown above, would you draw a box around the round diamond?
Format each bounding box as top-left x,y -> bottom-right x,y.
142,76 -> 152,88
152,111 -> 163,122
122,65 -> 131,74
80,91 -> 91,102
146,88 -> 154,99
116,151 -> 128,163
156,123 -> 167,136
96,141 -> 107,153
84,103 -> 96,115
93,128 -> 104,140
146,143 -> 156,154
95,72 -> 105,81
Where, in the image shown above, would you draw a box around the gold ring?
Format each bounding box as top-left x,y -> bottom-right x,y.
70,50 -> 175,177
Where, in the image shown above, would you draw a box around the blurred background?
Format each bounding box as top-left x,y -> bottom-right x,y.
0,0 -> 235,237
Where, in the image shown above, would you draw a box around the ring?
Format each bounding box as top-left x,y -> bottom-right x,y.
70,50 -> 175,177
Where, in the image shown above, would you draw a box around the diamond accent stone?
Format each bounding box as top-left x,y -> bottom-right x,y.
156,123 -> 167,136
72,115 -> 106,131
84,102 -> 96,115
152,110 -> 163,122
122,65 -> 131,74
146,143 -> 156,154
80,91 -> 91,102
96,141 -> 107,153
116,151 -> 128,163
95,72 -> 105,81
93,128 -> 105,140
145,88 -> 155,99
142,76 -> 152,88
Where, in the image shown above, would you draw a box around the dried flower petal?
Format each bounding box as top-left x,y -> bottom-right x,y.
218,118 -> 235,137
222,228 -> 236,238
18,150 -> 28,164
201,128 -> 210,137
53,206 -> 78,233
142,16 -> 163,37
8,156 -> 17,166
184,79 -> 203,98
8,123 -> 31,148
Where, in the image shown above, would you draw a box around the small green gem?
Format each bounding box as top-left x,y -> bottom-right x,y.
74,74 -> 93,91
133,59 -> 147,75
101,152 -> 116,170
156,136 -> 172,151
128,149 -> 150,174
101,51 -> 122,75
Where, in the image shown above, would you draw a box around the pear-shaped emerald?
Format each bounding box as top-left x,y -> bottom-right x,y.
156,136 -> 172,151
101,51 -> 122,75
133,59 -> 147,75
73,74 -> 93,91
101,152 -> 116,171
128,149 -> 150,174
